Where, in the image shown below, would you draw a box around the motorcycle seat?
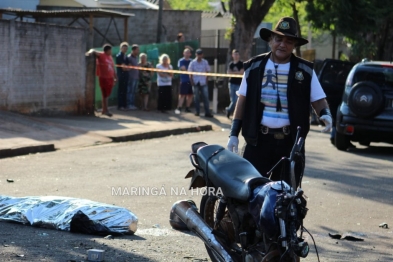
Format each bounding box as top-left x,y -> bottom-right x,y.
196,144 -> 271,201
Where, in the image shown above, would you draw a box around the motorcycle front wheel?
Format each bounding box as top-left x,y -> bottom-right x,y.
199,194 -> 239,262
200,194 -> 300,262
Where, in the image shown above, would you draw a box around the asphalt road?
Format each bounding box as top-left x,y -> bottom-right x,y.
1,127 -> 392,262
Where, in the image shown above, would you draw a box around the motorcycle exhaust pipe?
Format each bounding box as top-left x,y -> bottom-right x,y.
172,200 -> 234,262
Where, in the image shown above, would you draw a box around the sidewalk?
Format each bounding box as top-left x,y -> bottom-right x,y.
0,108 -> 231,158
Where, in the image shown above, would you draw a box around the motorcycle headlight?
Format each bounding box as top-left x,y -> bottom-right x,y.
295,241 -> 309,258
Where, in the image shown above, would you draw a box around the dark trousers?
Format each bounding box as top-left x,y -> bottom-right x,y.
117,77 -> 128,109
157,85 -> 172,111
242,133 -> 303,187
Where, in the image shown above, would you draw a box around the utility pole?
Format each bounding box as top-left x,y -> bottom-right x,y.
156,0 -> 163,43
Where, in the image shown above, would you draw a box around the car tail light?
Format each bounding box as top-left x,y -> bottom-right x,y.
345,125 -> 354,135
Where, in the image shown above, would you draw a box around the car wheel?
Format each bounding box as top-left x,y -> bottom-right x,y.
347,81 -> 384,118
335,131 -> 350,151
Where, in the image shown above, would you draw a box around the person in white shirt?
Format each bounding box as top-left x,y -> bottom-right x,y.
188,49 -> 213,117
156,54 -> 173,113
227,17 -> 333,186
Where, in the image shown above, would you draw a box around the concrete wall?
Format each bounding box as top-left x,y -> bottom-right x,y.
0,20 -> 89,115
37,6 -> 202,48
97,9 -> 201,47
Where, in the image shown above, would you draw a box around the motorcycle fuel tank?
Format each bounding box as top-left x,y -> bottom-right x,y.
249,181 -> 290,238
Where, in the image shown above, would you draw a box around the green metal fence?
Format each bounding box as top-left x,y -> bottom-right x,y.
94,41 -> 199,109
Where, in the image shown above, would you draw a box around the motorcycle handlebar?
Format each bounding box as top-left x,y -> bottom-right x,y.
290,127 -> 304,161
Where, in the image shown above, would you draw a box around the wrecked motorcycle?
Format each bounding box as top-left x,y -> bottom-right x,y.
171,128 -> 319,262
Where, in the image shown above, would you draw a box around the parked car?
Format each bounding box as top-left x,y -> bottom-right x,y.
335,59 -> 393,150
312,59 -> 355,126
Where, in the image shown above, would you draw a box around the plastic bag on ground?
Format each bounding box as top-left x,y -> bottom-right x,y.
0,195 -> 138,235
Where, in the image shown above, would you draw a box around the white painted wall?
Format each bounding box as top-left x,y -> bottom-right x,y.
201,17 -> 231,31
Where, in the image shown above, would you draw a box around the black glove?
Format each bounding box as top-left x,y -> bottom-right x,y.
229,119 -> 242,137
319,108 -> 333,118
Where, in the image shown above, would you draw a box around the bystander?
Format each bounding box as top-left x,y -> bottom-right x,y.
86,44 -> 117,117
175,48 -> 193,114
138,53 -> 153,111
225,49 -> 244,119
188,49 -> 213,117
156,54 -> 173,113
115,42 -> 129,111
127,44 -> 140,110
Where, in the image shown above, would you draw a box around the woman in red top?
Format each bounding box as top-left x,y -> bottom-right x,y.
86,44 -> 117,117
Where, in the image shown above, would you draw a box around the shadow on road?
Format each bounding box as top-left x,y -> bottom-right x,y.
306,225 -> 393,262
305,147 -> 393,206
0,109 -> 231,152
346,144 -> 393,162
0,221 -> 157,262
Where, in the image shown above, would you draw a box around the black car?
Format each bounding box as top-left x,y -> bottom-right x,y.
335,60 -> 393,150
317,59 -> 355,127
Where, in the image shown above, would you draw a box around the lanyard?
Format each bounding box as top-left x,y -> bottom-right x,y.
274,63 -> 282,112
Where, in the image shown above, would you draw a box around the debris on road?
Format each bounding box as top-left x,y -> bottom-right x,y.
87,249 -> 105,261
0,195 -> 138,235
328,233 -> 341,239
379,222 -> 389,229
6,179 -> 14,183
329,232 -> 365,241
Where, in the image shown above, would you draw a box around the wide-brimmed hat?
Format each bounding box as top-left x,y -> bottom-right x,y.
259,17 -> 308,46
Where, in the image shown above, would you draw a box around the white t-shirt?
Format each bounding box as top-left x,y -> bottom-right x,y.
237,59 -> 326,128
156,64 -> 173,86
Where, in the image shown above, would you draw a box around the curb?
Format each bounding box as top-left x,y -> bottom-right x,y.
0,144 -> 56,159
109,125 -> 213,142
0,125 -> 213,159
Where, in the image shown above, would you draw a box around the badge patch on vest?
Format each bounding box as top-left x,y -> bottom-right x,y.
295,71 -> 304,81
279,21 -> 290,30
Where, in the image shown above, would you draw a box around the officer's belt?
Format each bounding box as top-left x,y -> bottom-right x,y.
260,125 -> 290,139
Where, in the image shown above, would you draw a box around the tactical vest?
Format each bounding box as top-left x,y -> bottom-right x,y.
242,52 -> 313,146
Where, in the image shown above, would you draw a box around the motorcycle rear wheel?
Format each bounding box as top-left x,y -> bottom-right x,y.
199,194 -> 238,262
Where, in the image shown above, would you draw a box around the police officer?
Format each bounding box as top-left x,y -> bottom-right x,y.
227,17 -> 332,184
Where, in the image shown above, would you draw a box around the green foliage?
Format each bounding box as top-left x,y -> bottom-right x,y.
264,0 -> 326,47
265,0 -> 308,35
305,0 -> 393,59
167,0 -> 213,10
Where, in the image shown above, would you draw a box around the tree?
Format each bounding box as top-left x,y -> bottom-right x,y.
264,0 -> 307,56
167,0 -> 212,10
305,0 -> 393,60
228,0 -> 276,61
305,0 -> 342,59
168,0 -> 277,60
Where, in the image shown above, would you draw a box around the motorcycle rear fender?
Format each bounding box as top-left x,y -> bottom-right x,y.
185,169 -> 206,189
